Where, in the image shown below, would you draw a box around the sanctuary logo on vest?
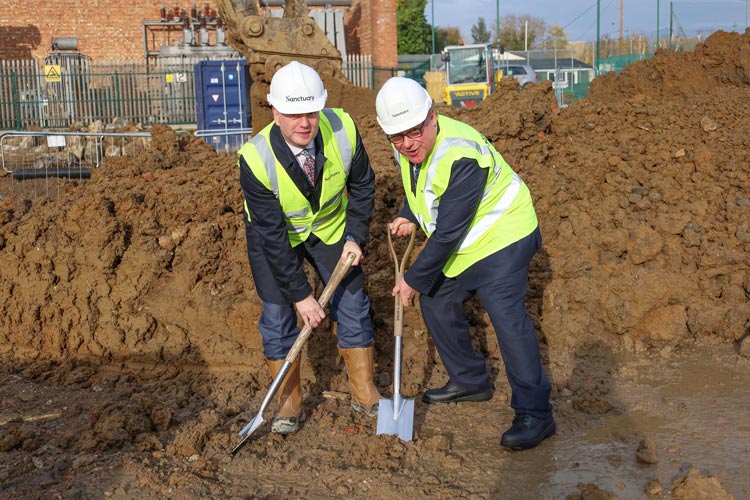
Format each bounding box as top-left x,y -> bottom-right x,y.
324,170 -> 341,181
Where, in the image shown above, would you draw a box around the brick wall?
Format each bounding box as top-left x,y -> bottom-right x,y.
0,1 -> 160,60
0,1 -> 396,67
345,0 -> 397,69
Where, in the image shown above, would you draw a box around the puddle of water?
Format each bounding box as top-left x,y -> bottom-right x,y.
487,348 -> 750,499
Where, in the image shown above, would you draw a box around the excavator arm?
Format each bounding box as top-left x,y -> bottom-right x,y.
216,0 -> 350,132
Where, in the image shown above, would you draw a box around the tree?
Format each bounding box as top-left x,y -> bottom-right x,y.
542,24 -> 568,49
397,0 -> 432,54
471,17 -> 491,44
497,14 -> 546,50
436,26 -> 461,52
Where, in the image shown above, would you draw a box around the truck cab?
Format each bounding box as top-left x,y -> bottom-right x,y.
442,43 -> 493,107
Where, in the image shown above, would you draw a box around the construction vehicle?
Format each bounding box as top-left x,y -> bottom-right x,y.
216,0 -> 355,132
442,43 -> 494,107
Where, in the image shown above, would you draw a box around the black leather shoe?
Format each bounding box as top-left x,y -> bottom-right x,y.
501,414 -> 556,450
421,381 -> 493,404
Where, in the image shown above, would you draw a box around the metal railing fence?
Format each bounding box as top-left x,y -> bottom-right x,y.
342,54 -> 373,89
194,127 -> 253,155
0,130 -> 151,201
0,59 -> 199,130
1,55 -> 376,131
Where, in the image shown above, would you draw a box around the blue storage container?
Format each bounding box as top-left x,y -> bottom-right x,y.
194,60 -> 251,152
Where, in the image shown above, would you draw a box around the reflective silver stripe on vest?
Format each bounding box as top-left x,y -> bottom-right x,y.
287,222 -> 309,234
250,133 -> 280,198
286,207 -> 310,218
320,189 -> 344,211
421,137 -> 516,250
322,108 -> 353,176
312,196 -> 344,229
458,172 -> 522,249
421,137 -> 493,233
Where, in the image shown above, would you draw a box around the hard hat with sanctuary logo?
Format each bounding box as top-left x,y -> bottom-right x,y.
375,76 -> 432,135
267,61 -> 328,114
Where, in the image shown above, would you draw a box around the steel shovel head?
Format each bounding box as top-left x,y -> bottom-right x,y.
238,413 -> 265,437
376,397 -> 415,442
231,414 -> 266,455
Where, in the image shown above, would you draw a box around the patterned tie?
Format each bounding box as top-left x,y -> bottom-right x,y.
300,149 -> 315,186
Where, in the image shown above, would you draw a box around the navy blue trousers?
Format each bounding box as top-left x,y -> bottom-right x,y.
419,227 -> 552,418
246,230 -> 373,360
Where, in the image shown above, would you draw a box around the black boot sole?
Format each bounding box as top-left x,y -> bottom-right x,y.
501,421 -> 556,450
422,390 -> 493,404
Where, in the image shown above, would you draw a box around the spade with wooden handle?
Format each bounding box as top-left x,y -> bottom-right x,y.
231,253 -> 356,455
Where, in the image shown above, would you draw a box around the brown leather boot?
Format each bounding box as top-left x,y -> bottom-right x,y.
265,357 -> 305,434
339,346 -> 381,417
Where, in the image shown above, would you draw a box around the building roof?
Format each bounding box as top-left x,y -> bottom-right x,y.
502,55 -> 593,71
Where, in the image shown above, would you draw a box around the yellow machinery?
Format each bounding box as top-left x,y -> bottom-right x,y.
442,43 -> 493,107
217,0 -> 351,132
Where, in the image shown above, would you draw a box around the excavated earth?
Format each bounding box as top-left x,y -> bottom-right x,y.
1,30 -> 750,499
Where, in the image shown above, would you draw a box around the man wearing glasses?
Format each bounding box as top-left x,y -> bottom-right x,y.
238,61 -> 380,435
375,76 -> 554,450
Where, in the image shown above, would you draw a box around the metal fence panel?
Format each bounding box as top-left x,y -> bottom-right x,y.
0,57 -> 375,130
343,54 -> 372,89
194,128 -> 253,154
0,60 -> 45,129
0,60 -> 203,129
0,130 -> 152,201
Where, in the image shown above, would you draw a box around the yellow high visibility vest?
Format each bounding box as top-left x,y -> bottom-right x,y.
394,114 -> 538,276
239,108 -> 357,246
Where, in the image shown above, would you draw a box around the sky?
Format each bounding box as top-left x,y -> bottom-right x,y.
425,0 -> 750,43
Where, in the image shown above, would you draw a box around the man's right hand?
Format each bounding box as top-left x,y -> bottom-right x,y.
295,294 -> 325,330
390,217 -> 415,237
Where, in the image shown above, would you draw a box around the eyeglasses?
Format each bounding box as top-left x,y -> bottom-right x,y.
387,116 -> 430,145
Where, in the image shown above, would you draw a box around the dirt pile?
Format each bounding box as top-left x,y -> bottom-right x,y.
529,30 -> 750,371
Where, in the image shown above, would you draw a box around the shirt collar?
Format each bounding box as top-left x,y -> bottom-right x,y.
286,141 -> 314,157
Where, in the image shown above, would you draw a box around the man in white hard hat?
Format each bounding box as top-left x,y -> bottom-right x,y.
237,60 -> 380,434
375,76 -> 554,450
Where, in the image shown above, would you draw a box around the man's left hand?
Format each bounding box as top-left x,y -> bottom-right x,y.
342,239 -> 363,266
393,277 -> 417,307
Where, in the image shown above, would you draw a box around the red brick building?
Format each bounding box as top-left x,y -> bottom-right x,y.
0,0 -> 396,68
344,0 -> 396,68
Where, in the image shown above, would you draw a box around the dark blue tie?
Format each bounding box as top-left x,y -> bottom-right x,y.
411,163 -> 420,193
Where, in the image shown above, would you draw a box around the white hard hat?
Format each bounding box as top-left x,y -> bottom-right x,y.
375,76 -> 432,135
267,61 -> 328,114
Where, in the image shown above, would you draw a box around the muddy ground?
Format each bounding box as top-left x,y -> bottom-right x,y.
1,30 -> 750,499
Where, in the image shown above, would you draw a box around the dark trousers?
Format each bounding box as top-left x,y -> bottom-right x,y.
419,228 -> 552,418
246,227 -> 373,359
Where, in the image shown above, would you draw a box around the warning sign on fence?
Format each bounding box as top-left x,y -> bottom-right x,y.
44,65 -> 61,83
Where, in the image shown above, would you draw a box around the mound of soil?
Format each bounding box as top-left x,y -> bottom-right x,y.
1,30 -> 748,500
